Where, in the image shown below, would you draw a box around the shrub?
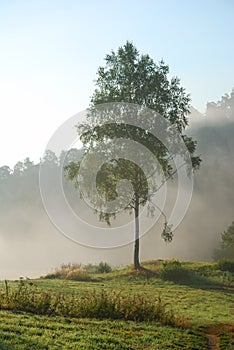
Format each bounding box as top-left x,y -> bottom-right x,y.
216,259 -> 234,273
43,262 -> 112,279
66,268 -> 91,281
96,262 -> 112,274
160,260 -> 190,282
84,263 -> 99,274
43,271 -> 66,279
43,263 -> 87,280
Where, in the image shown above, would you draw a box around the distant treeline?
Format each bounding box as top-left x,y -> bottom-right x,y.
0,90 -> 234,261
0,149 -> 82,237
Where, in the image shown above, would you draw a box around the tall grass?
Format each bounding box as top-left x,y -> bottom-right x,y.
0,280 -> 183,325
43,262 -> 112,280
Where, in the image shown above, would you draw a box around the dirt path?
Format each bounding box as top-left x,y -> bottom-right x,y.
206,334 -> 219,350
205,323 -> 234,350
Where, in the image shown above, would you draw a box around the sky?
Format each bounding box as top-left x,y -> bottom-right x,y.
0,0 -> 234,167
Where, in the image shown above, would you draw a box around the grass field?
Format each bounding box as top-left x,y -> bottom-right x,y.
0,260 -> 233,349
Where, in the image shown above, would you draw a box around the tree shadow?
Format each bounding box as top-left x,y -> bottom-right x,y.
132,266 -> 160,278
134,266 -> 233,294
166,269 -> 234,293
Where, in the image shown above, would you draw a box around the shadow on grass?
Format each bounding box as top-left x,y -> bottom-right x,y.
0,340 -> 15,349
131,266 -> 233,294
173,274 -> 232,293
121,266 -> 161,281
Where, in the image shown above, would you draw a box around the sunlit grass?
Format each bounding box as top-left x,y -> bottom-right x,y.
0,260 -> 233,349
0,311 -> 207,350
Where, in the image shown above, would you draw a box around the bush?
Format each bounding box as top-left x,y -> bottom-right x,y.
43,262 -> 112,279
160,260 -> 190,282
216,259 -> 234,273
43,263 -> 88,280
96,262 -> 112,274
84,263 -> 99,274
66,268 -> 91,281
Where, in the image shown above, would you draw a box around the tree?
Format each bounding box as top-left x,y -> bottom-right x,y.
213,221 -> 234,260
221,221 -> 234,249
0,166 -> 12,181
13,158 -> 34,177
23,157 -> 34,172
13,161 -> 25,176
42,150 -> 58,168
206,87 -> 234,121
59,148 -> 83,168
65,41 -> 201,269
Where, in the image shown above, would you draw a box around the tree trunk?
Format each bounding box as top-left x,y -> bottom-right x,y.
134,195 -> 140,269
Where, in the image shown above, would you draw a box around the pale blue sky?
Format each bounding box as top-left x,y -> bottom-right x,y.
0,0 -> 233,166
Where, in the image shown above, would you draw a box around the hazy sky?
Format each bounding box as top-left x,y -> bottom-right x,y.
0,0 -> 233,167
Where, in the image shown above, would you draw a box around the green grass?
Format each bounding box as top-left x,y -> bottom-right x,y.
0,311 -> 207,350
0,260 -> 233,349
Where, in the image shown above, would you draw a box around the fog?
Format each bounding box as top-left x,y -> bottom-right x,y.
0,93 -> 234,279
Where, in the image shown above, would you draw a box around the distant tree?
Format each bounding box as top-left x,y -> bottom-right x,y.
0,166 -> 12,181
221,221 -> 234,249
206,87 -> 234,121
12,158 -> 34,177
96,261 -> 112,273
0,158 -> 41,218
13,161 -> 25,176
23,157 -> 34,171
213,221 -> 234,260
59,148 -> 83,167
42,150 -> 58,168
65,41 -> 201,269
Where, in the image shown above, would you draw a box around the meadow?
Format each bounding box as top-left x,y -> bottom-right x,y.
0,260 -> 233,349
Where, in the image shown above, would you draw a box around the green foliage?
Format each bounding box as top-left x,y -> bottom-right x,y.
216,259 -> 234,273
160,260 -> 190,282
91,41 -> 190,128
96,262 -> 112,274
161,221 -> 173,243
213,221 -> 234,260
